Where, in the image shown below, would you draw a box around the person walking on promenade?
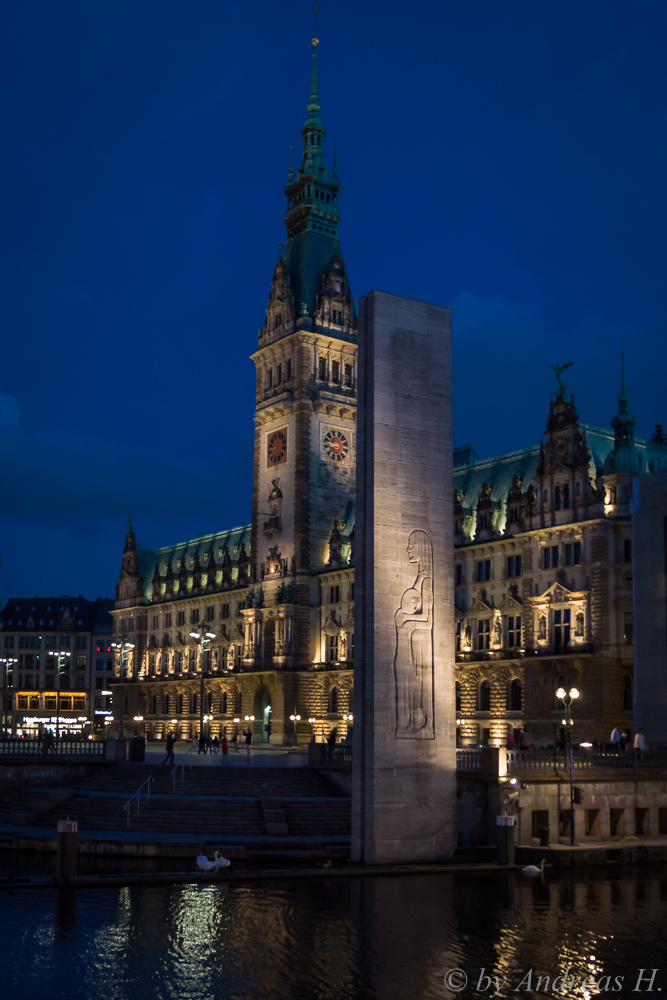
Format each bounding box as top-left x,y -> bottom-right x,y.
610,725 -> 622,749
244,727 -> 253,760
162,731 -> 175,767
633,728 -> 646,754
221,735 -> 228,761
199,733 -> 206,754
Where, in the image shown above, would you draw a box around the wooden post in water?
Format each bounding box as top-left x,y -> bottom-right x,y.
56,819 -> 78,881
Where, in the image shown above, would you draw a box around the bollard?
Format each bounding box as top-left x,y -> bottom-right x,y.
56,819 -> 78,881
496,815 -> 516,865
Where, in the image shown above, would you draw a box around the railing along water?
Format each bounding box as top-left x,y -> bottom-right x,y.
0,739 -> 105,757
455,747 -> 667,774
123,775 -> 154,828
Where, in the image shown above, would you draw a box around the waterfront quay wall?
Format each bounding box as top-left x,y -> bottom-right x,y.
457,748 -> 667,849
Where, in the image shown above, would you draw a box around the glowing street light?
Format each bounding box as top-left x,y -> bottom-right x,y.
189,626 -> 216,741
47,649 -> 71,742
556,684 -> 581,847
110,640 -> 135,739
289,712 -> 301,745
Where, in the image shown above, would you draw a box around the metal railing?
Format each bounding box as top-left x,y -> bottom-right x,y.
171,746 -> 195,791
326,744 -> 352,764
0,739 -> 105,757
123,775 -> 153,828
456,747 -> 667,774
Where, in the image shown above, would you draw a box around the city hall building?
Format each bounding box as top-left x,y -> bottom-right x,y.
110,46 -> 667,748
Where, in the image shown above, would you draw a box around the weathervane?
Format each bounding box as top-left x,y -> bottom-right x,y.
546,361 -> 574,398
312,3 -> 319,46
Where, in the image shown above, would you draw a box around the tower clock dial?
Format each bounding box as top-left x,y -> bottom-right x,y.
267,428 -> 287,466
322,427 -> 351,464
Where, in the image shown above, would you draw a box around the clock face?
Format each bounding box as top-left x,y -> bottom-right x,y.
322,427 -> 350,464
267,429 -> 287,466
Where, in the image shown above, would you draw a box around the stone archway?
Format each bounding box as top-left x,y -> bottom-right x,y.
253,684 -> 272,743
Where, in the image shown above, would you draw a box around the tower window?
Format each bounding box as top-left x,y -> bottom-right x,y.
276,363 -> 282,384
344,363 -> 352,386
318,357 -> 327,381
331,360 -> 340,383
286,359 -> 292,380
267,368 -> 272,389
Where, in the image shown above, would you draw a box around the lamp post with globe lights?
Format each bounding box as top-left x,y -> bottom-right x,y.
0,658 -> 18,734
556,684 -> 580,846
110,640 -> 135,739
47,650 -> 71,742
189,625 -> 216,744
289,713 -> 301,745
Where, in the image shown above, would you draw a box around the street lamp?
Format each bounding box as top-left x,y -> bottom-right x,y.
0,658 -> 18,734
556,685 -> 580,846
110,640 -> 135,739
189,625 -> 216,743
289,712 -> 301,745
47,650 -> 71,742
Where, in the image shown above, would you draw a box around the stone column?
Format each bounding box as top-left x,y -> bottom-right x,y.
352,290 -> 456,864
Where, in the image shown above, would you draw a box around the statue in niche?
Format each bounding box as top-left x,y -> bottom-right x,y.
464,622 -> 472,648
575,612 -> 585,637
340,632 -> 348,659
538,616 -> 547,641
393,529 -> 435,739
266,546 -> 281,576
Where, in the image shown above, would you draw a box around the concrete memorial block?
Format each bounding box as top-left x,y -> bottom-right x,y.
352,290 -> 456,864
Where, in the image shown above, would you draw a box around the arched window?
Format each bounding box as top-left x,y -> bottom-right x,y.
177,694 -> 183,714
191,692 -> 197,714
164,694 -> 171,715
554,485 -> 561,510
236,691 -> 243,714
478,680 -> 491,712
624,675 -> 633,711
328,687 -> 339,713
151,695 -> 157,715
563,483 -> 570,508
507,678 -> 522,712
221,692 -> 228,715
455,681 -> 462,713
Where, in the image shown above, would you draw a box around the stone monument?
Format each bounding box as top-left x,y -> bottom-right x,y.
351,290 -> 456,864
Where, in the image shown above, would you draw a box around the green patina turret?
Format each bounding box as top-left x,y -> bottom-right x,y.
603,353 -> 645,476
281,38 -> 345,317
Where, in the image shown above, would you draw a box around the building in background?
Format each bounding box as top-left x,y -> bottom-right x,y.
454,373 -> 667,748
631,465 -> 667,746
111,42 -> 356,746
0,595 -> 113,737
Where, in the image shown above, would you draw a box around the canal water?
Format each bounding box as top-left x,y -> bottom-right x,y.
1,864 -> 666,1000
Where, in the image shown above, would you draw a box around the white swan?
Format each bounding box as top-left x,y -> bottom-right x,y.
196,851 -> 231,871
522,858 -> 545,876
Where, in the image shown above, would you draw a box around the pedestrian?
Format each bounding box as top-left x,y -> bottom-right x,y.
212,736 -> 219,754
232,731 -> 240,751
610,725 -> 622,749
633,728 -> 646,752
327,728 -> 337,746
506,729 -> 516,749
192,735 -> 199,752
206,733 -> 213,754
221,735 -> 228,761
162,731 -> 175,767
199,733 -> 206,754
520,730 -> 530,750
620,729 -> 628,751
244,726 -> 253,759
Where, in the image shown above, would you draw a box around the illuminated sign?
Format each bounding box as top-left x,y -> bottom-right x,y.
22,716 -> 83,725
94,710 -> 112,716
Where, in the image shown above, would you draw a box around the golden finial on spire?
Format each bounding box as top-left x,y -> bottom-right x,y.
312,2 -> 319,45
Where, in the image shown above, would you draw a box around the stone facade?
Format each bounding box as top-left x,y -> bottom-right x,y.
454,386 -> 667,749
352,291 -> 456,863
631,466 -> 667,745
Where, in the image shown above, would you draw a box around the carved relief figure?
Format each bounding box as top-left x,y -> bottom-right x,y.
464,622 -> 472,648
493,617 -> 502,646
538,615 -> 547,641
394,529 -> 435,739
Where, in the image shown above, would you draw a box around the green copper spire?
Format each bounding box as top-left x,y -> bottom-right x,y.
603,350 -> 644,475
281,24 -> 345,317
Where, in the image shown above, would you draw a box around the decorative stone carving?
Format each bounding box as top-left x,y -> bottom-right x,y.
394,530 -> 434,739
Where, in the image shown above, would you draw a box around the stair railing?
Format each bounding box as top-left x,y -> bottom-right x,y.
171,746 -> 196,792
123,775 -> 153,828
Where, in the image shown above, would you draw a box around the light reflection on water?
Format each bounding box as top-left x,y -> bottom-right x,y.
2,869 -> 667,1000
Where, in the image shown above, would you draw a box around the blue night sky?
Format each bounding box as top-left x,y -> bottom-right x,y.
1,0 -> 666,600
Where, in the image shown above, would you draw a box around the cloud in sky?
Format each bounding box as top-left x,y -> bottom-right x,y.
0,390 -> 21,427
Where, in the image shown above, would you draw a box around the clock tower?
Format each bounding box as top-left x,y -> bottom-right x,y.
250,36 -> 357,668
